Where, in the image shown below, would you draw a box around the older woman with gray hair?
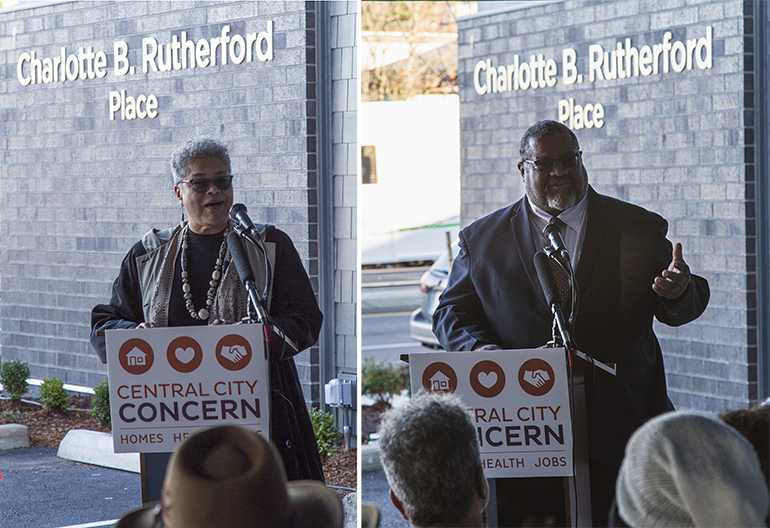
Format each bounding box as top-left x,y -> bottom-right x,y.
91,136 -> 324,484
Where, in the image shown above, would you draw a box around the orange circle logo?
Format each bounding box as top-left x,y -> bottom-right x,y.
470,360 -> 506,398
421,362 -> 457,394
166,336 -> 203,373
118,338 -> 154,375
518,358 -> 555,396
216,334 -> 253,371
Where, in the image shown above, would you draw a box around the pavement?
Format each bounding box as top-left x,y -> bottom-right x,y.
0,446 -> 140,528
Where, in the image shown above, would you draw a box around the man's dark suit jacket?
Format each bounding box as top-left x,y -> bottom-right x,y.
433,186 -> 710,463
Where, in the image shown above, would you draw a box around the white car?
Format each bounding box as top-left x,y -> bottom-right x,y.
409,239 -> 460,348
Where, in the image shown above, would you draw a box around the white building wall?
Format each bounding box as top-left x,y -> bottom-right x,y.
360,94 -> 461,264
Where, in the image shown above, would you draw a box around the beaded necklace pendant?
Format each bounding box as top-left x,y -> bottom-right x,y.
180,224 -> 229,321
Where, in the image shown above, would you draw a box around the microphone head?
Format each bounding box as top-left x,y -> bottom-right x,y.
542,221 -> 561,240
229,203 -> 247,221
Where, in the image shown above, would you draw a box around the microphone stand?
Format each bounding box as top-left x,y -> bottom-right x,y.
548,254 -> 576,359
534,248 -> 590,527
231,224 -> 271,325
228,224 -> 276,446
534,249 -> 576,360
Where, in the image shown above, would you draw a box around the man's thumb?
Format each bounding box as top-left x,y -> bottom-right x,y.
672,242 -> 683,262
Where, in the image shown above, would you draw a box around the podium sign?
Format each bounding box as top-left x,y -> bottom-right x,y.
106,324 -> 269,453
408,348 -> 573,478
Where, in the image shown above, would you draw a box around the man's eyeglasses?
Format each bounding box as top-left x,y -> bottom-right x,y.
523,152 -> 581,173
176,175 -> 233,193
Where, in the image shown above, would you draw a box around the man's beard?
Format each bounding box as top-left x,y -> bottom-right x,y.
546,187 -> 579,211
527,177 -> 587,213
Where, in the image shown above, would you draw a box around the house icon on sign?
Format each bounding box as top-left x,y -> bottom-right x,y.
429,371 -> 450,391
126,347 -> 146,367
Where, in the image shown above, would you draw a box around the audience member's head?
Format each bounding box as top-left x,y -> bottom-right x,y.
378,392 -> 488,528
719,404 -> 770,490
614,411 -> 769,527
116,425 -> 342,528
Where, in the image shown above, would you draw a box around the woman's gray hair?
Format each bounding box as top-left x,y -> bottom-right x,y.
170,136 -> 231,184
378,392 -> 482,527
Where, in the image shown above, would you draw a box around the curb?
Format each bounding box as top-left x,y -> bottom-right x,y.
0,424 -> 30,450
361,443 -> 382,472
57,429 -> 140,473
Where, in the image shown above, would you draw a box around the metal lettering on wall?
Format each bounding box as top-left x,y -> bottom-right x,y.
15,22 -> 274,121
472,27 -> 713,130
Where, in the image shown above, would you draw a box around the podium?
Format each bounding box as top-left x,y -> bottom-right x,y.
102,323 -> 295,503
404,347 -> 615,528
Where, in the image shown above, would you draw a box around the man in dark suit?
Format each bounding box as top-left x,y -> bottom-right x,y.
433,120 -> 710,526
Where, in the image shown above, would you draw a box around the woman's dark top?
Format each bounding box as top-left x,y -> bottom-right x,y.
90,225 -> 325,482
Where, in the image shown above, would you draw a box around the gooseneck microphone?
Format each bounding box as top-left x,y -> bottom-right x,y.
534,250 -> 561,310
534,250 -> 573,350
227,230 -> 268,324
542,221 -> 571,268
229,203 -> 256,235
227,230 -> 256,286
229,202 -> 270,280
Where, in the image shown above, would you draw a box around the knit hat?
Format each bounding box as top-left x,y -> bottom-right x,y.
615,412 -> 769,527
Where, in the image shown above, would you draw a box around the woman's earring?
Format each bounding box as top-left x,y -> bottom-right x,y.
180,208 -> 186,226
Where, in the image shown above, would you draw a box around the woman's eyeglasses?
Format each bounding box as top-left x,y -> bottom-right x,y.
177,175 -> 233,193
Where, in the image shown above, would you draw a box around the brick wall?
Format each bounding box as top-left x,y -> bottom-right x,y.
0,0 -> 337,407
457,0 -> 753,411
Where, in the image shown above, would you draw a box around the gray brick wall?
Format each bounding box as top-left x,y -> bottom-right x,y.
457,0 -> 753,412
0,1 -> 337,408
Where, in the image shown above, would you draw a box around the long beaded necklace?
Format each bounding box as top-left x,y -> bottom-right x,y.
180,223 -> 229,321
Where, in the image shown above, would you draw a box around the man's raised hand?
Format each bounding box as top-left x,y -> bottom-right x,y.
653,243 -> 691,299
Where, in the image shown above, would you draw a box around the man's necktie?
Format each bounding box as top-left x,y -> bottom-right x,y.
547,218 -> 572,315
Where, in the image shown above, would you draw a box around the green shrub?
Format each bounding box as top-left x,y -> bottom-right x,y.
1,410 -> 27,421
89,379 -> 111,423
0,359 -> 30,401
309,407 -> 343,461
40,377 -> 68,411
362,357 -> 408,406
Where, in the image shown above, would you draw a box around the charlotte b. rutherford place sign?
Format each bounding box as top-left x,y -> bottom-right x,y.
408,347 -> 574,479
473,26 -> 713,130
105,324 -> 269,454
15,22 -> 274,121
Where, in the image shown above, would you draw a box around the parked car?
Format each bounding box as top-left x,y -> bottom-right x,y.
409,239 -> 460,348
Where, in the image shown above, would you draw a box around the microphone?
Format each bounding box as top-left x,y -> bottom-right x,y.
542,221 -> 571,268
227,230 -> 255,286
227,230 -> 268,324
230,202 -> 267,257
534,250 -> 573,350
230,203 -> 256,234
533,250 -> 561,310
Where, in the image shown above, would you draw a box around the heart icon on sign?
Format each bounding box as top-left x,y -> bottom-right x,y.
175,347 -> 196,364
477,371 -> 498,389
470,360 -> 506,398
